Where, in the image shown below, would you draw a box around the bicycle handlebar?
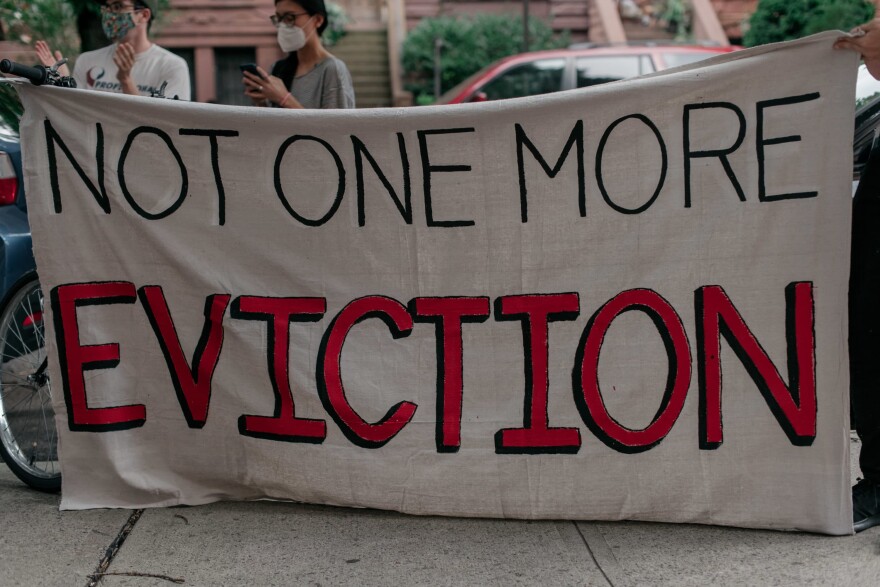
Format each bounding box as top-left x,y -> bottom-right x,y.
0,59 -> 49,86
0,58 -> 75,88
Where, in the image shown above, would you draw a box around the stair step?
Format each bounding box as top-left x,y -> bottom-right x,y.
357,92 -> 392,100
333,52 -> 389,62
350,63 -> 389,70
331,30 -> 391,108
354,83 -> 393,93
334,34 -> 387,45
622,22 -> 676,41
358,95 -> 393,103
334,67 -> 388,77
352,74 -> 390,85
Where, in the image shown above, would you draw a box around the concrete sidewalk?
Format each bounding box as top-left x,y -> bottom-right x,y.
1,440 -> 878,586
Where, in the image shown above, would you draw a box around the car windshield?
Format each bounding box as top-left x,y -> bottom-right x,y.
660,51 -> 723,69
436,63 -> 498,105
857,64 -> 880,108
0,120 -> 17,140
0,82 -> 21,138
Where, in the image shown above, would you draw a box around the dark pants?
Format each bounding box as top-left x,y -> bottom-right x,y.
850,147 -> 880,483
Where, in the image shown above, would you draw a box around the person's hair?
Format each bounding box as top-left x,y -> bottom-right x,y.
272,0 -> 331,89
275,0 -> 329,36
133,0 -> 154,32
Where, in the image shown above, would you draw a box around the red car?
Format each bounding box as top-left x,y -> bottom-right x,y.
437,44 -> 739,105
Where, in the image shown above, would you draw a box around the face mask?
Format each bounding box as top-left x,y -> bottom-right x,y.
102,11 -> 137,43
277,18 -> 313,53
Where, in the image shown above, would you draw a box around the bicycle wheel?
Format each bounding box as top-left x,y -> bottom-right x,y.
0,275 -> 60,492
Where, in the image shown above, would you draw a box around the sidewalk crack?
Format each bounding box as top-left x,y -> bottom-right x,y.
573,521 -> 616,587
85,509 -> 144,587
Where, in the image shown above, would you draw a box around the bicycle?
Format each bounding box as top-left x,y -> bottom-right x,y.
0,58 -> 75,492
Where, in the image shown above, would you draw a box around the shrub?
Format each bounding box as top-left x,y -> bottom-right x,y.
744,0 -> 875,47
323,2 -> 350,48
401,14 -> 568,103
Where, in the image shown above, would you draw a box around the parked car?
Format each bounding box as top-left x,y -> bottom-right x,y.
436,43 -> 739,105
855,64 -> 880,183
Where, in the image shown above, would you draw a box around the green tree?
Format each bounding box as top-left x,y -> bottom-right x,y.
0,0 -> 80,59
745,0 -> 875,47
402,14 -> 568,104
0,0 -> 171,132
1,0 -> 85,133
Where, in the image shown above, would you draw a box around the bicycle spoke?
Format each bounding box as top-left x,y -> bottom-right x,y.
0,280 -> 60,487
2,387 -> 40,411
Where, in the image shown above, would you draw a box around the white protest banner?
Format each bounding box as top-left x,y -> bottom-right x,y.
17,32 -> 856,534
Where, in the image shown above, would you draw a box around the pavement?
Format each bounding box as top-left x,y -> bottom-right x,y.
1,436 -> 878,586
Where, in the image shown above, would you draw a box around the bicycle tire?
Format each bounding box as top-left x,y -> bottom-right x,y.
0,274 -> 60,492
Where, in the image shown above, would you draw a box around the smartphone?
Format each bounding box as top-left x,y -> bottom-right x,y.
239,63 -> 260,76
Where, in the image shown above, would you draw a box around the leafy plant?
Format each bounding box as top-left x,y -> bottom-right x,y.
0,0 -> 79,61
0,0 -> 80,133
323,1 -> 350,48
401,14 -> 569,102
0,83 -> 24,134
658,0 -> 692,41
0,0 -> 173,131
745,0 -> 875,47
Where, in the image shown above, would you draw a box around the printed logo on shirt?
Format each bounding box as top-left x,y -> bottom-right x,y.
84,66 -> 163,95
86,67 -> 105,88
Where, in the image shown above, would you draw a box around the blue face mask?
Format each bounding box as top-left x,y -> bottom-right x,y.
101,11 -> 137,42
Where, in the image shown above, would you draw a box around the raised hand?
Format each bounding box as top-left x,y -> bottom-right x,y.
34,40 -> 70,76
242,65 -> 302,108
112,42 -> 140,95
835,19 -> 880,81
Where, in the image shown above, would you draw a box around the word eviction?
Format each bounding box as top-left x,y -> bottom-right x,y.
52,281 -> 817,454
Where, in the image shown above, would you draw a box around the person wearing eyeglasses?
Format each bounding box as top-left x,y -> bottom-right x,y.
241,0 -> 355,109
36,0 -> 190,100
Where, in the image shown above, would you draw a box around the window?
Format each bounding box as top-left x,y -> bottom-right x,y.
476,59 -> 566,102
215,47 -> 256,105
575,55 -> 652,88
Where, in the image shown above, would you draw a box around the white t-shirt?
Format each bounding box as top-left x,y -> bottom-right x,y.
73,43 -> 191,100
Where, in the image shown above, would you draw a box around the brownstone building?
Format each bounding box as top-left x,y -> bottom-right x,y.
150,0 -> 767,106
153,0 -> 394,105
154,0 -> 594,105
0,1 -> 813,106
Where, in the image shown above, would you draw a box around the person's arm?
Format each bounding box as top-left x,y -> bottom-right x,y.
835,19 -> 880,80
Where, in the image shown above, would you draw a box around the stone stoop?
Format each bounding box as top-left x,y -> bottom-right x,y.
587,0 -> 682,44
330,30 -> 392,108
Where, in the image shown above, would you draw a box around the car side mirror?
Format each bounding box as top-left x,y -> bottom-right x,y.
468,91 -> 488,103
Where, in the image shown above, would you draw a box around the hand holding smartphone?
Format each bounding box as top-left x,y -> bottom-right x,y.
239,63 -> 260,77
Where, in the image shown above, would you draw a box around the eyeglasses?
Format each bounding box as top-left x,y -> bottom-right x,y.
101,2 -> 143,14
270,12 -> 308,28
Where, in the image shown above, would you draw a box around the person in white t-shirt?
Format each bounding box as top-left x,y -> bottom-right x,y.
36,0 -> 190,100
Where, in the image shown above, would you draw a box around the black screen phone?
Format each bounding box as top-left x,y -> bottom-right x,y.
239,63 -> 260,76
